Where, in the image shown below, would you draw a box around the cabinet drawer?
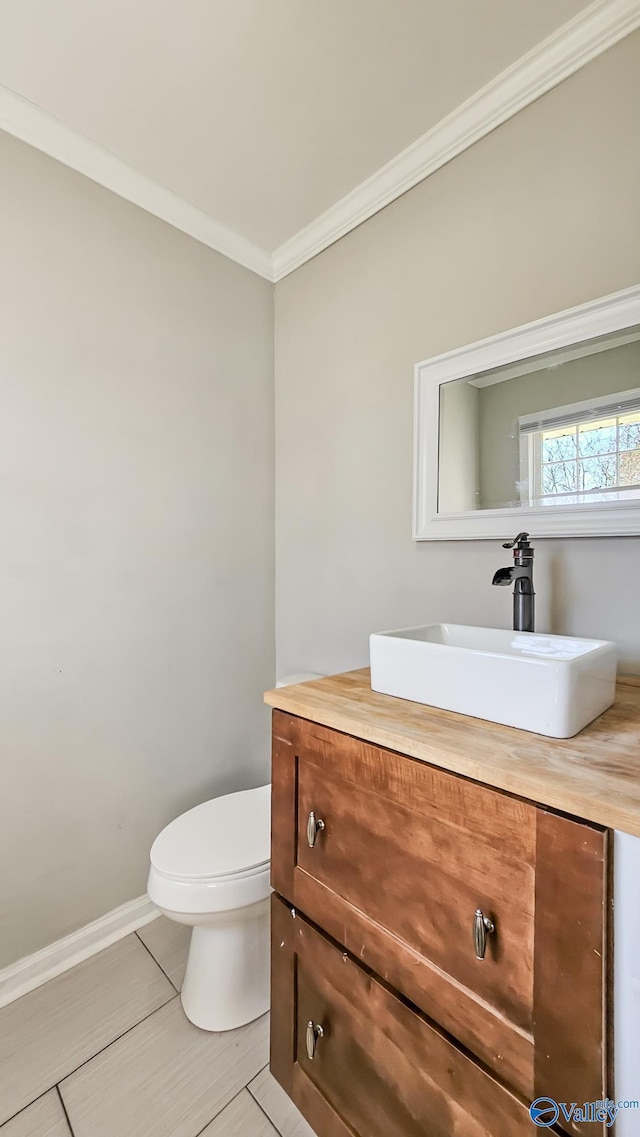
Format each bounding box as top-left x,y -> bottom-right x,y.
297,728 -> 534,1025
271,895 -> 536,1137
271,710 -> 610,1120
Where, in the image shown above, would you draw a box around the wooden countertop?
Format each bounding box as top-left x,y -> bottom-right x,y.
264,669 -> 640,839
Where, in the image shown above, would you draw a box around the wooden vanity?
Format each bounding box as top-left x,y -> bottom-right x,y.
265,670 -> 640,1137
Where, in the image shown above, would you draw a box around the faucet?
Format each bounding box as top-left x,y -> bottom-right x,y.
492,532 -> 535,633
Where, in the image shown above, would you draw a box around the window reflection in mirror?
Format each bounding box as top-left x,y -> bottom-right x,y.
437,326 -> 640,513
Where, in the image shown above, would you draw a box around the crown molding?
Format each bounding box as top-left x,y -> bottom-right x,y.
272,0 -> 640,281
0,82 -> 274,281
0,0 -> 637,284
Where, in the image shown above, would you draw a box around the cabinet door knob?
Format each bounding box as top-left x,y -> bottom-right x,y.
474,908 -> 495,959
306,1020 -> 325,1060
306,811 -> 325,848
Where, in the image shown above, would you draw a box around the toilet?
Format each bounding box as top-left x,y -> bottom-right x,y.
146,672 -> 322,1032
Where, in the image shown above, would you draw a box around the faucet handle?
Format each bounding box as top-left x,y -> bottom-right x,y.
502,531 -> 530,550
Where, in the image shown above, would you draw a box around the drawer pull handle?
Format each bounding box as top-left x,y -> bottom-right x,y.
306,811 -> 325,848
306,1020 -> 324,1060
474,909 -> 495,960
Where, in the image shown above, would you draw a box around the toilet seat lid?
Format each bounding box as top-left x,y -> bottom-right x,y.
150,784 -> 270,882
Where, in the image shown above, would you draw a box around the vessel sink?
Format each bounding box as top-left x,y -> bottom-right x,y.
369,623 -> 617,738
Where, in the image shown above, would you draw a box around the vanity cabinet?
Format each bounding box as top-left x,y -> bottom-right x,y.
270,709 -> 611,1137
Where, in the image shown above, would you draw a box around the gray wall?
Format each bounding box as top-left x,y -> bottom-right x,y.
439,380 -> 480,512
478,341 -> 640,508
274,32 -> 640,680
0,132 -> 274,968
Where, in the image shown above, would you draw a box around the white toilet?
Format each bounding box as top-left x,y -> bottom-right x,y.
146,672 -> 322,1032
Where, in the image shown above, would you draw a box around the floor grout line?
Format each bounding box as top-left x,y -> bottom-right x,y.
183,1051 -> 275,1137
191,1083 -> 250,1137
246,1061 -> 270,1093
0,1088 -> 54,1131
247,1086 -> 282,1134
245,1064 -> 269,1108
57,992 -> 179,1088
133,929 -> 181,993
2,983 -> 276,1137
56,1084 -> 75,1137
247,1064 -> 316,1137
1,994 -> 179,1129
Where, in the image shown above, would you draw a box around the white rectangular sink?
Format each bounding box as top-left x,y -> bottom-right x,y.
369,624 -> 617,738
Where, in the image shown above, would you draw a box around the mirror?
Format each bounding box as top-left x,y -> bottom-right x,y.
413,286 -> 640,540
438,328 -> 640,512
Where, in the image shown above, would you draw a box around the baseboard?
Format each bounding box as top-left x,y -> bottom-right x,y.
0,895 -> 159,1010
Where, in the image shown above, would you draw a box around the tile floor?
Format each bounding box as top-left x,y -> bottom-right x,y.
0,918 -> 315,1137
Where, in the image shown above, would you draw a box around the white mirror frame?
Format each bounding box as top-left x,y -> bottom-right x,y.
413,284 -> 640,541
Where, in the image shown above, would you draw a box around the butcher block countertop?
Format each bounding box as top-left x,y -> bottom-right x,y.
264,668 -> 640,839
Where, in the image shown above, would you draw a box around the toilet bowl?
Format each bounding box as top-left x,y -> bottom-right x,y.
147,671 -> 322,1032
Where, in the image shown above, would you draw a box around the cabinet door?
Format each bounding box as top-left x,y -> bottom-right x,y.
271,895 -> 536,1137
272,710 -> 610,1127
